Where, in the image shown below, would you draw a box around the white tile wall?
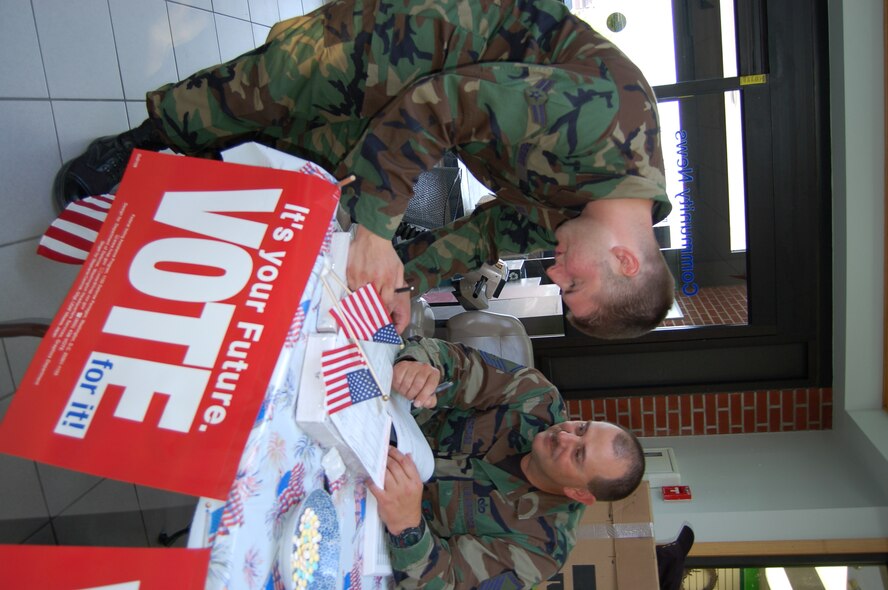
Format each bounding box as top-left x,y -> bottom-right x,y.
0,102 -> 62,244
0,0 -> 48,99
216,13 -> 256,62
0,0 -> 322,547
109,0 -> 179,100
279,0 -> 306,20
253,22 -> 272,46
169,3 -> 222,78
249,0 -> 281,26
213,0 -> 251,21
32,0 -> 123,99
52,101 -> 131,162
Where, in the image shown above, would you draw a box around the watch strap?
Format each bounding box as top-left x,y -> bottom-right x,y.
387,517 -> 426,549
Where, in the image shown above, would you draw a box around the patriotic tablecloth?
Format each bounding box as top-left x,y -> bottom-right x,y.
187,220 -> 391,590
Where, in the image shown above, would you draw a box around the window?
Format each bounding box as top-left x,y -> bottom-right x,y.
531,0 -> 832,398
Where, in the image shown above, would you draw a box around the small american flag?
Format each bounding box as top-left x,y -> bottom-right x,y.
322,343 -> 383,414
330,284 -> 402,344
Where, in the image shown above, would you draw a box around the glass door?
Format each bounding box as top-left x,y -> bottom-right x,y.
570,0 -> 761,329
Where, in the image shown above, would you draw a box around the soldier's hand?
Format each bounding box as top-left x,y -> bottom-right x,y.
392,360 -> 440,408
367,446 -> 424,535
347,225 -> 410,334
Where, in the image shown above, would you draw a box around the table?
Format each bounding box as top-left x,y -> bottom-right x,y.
184,155 -> 392,590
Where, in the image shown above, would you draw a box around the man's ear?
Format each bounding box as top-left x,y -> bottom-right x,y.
564,487 -> 597,506
611,246 -> 640,277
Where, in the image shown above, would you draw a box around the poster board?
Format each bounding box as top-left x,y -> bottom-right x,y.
0,150 -> 338,499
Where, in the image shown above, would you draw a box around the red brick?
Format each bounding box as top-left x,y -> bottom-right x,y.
643,413 -> 655,435
809,395 -> 821,425
716,393 -> 730,410
795,389 -> 807,404
718,410 -> 730,433
743,408 -> 756,432
705,396 -> 717,426
693,411 -> 705,434
680,396 -> 692,426
668,412 -> 680,434
655,396 -> 667,416
593,399 -> 606,417
823,406 -> 833,429
822,388 -> 833,405
667,396 -> 679,411
743,392 -> 755,409
769,407 -> 782,431
566,399 -> 581,419
756,393 -> 768,423
642,396 -> 655,413
769,390 -> 780,405
616,414 -> 632,430
655,409 -> 669,431
617,397 -> 629,414
782,390 -> 794,410
629,397 -> 642,430
731,394 -> 742,420
605,398 -> 617,420
795,405 -> 808,430
581,399 -> 592,420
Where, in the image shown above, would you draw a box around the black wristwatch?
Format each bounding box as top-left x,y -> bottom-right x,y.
387,518 -> 426,549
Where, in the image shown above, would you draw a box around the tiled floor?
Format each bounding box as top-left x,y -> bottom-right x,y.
0,0 -> 326,547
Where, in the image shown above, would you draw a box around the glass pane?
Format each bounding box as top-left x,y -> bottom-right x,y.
568,0 -> 740,84
657,92 -> 748,328
570,0 -> 678,87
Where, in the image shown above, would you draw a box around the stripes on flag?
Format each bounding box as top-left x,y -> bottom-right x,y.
321,343 -> 383,415
329,284 -> 401,344
37,194 -> 115,264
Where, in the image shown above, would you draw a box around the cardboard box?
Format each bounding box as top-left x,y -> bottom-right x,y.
539,481 -> 658,590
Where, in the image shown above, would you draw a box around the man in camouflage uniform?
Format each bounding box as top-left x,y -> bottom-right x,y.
368,336 -> 645,589
55,0 -> 673,339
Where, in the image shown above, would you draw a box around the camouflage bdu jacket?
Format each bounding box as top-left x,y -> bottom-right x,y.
392,337 -> 584,590
145,0 -> 670,291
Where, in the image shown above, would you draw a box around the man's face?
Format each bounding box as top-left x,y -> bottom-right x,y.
547,222 -> 611,319
528,420 -> 627,493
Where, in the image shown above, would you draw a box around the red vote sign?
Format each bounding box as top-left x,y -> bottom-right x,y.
0,150 -> 338,499
0,545 -> 210,589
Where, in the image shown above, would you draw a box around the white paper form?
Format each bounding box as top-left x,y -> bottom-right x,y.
328,339 -> 396,489
362,491 -> 393,577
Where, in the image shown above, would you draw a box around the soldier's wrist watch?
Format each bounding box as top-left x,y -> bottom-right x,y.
387,518 -> 426,549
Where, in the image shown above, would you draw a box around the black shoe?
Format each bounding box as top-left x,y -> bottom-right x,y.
52,119 -> 165,212
656,525 -> 695,590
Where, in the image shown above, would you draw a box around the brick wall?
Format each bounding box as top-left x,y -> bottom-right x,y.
570,282 -> 833,438
565,388 -> 833,437
662,284 -> 748,327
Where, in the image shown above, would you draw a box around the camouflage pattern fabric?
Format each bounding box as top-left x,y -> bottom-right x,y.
392,337 -> 584,589
145,0 -> 670,283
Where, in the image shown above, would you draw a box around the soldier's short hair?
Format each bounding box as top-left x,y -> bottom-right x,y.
566,247 -> 674,340
586,425 -> 645,502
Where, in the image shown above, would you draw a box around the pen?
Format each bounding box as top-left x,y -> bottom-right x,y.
434,381 -> 453,394
395,286 -> 414,293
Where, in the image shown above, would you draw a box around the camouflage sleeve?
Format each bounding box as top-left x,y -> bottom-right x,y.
397,200 -> 557,293
395,337 -> 554,411
388,524 -> 562,590
338,63 -> 601,240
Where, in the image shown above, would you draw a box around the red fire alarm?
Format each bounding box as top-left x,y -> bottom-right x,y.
662,485 -> 692,501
